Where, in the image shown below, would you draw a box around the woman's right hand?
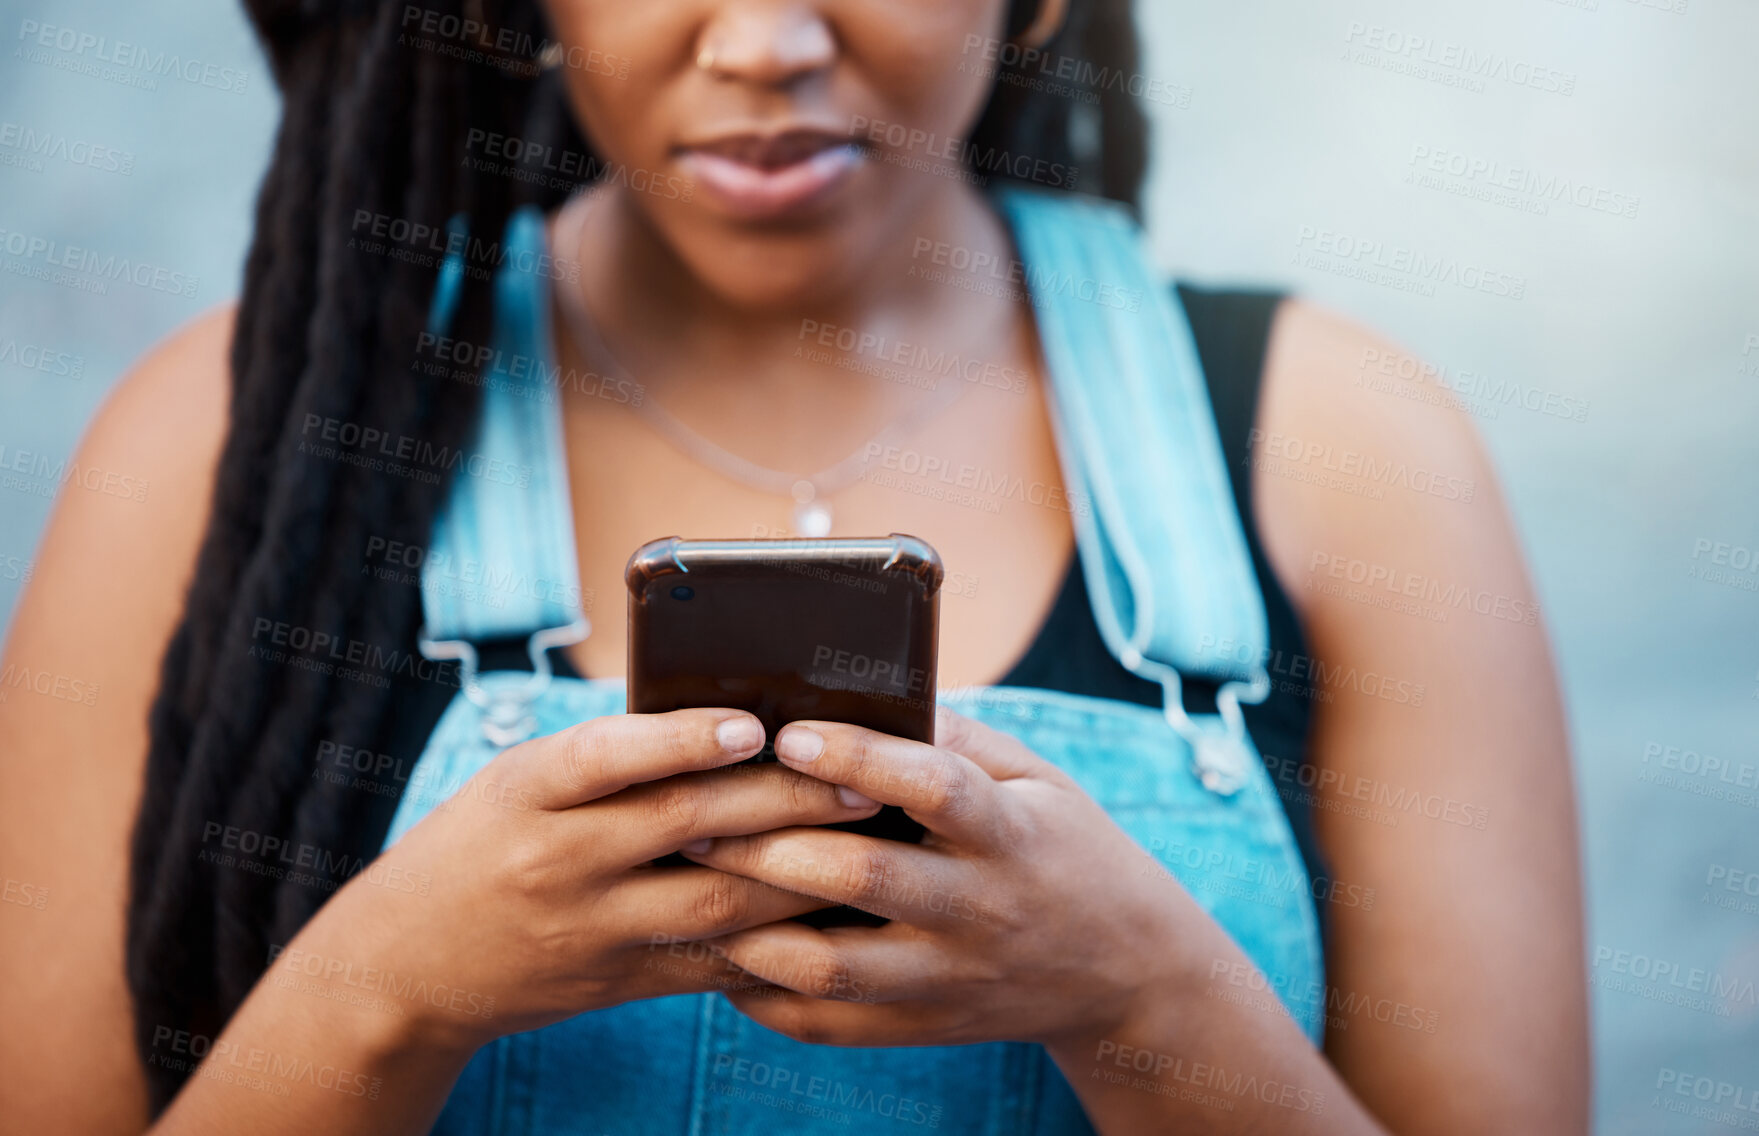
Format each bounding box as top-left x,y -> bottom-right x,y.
281,708 -> 880,1057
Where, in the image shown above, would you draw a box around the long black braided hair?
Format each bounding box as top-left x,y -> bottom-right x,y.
127,0 -> 1149,1113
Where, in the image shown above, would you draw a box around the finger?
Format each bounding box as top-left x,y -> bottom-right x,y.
772,720 -> 1002,844
682,827 -> 990,927
933,704 -> 1045,780
607,866 -> 835,947
590,762 -> 882,865
711,920 -> 930,1005
498,709 -> 766,810
723,987 -> 933,1048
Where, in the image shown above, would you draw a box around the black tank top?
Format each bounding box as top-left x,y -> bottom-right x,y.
384,286 -> 1324,886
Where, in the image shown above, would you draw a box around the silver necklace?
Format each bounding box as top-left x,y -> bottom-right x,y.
553,195 -> 971,538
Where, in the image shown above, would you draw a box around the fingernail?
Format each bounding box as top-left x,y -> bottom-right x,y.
683,838 -> 713,854
837,786 -> 878,810
776,726 -> 824,764
717,717 -> 763,755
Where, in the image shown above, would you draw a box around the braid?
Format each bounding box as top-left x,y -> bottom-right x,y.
129,17 -> 348,1096
124,0 -> 560,1110
1080,0 -> 1150,207
972,0 -> 1149,209
266,35 -> 468,943
126,0 -> 1145,1115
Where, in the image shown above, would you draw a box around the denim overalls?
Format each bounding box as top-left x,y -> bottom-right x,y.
383,189 -> 1324,1134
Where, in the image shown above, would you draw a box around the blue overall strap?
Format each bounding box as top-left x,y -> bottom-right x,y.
997,187 -> 1272,789
417,205 -> 589,745
420,205 -> 585,643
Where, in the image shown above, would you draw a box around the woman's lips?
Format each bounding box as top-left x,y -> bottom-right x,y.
675,133 -> 865,221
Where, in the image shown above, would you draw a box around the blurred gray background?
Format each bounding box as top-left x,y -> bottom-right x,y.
2,0 -> 1755,1130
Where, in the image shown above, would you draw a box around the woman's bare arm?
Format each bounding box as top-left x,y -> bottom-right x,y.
1251,298 -> 1589,1133
0,307 -> 235,1133
1040,298 -> 1588,1135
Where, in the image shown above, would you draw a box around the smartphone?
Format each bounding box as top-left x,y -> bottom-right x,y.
626,534 -> 943,860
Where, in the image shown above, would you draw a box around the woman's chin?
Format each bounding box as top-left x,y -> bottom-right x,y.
682,247 -> 868,316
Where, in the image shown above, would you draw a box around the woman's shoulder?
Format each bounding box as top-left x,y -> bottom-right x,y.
13,299 -> 236,719
77,302 -> 235,488
49,302 -> 235,607
103,302 -> 236,443
1249,295 -> 1519,624
1169,281 -> 1523,638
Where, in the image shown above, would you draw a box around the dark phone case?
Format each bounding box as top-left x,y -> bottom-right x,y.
627,535 -> 942,925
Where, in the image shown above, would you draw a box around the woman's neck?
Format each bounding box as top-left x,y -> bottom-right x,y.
555,180 -> 1031,470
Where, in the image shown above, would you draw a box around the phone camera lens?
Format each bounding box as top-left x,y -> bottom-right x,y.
670,585 -> 695,601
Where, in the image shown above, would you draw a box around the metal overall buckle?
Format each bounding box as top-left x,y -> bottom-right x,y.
417,617 -> 592,748
1120,646 -> 1271,797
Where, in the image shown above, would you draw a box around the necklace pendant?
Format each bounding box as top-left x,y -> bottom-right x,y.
794,499 -> 833,538
791,480 -> 832,538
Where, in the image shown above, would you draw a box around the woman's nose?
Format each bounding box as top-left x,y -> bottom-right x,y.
694,2 -> 837,88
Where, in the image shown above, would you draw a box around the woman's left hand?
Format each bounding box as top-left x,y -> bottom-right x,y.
680,706 -> 1217,1050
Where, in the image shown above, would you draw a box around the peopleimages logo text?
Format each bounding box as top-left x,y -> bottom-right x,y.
1342,22 -> 1576,96
16,20 -> 249,93
0,228 -> 198,297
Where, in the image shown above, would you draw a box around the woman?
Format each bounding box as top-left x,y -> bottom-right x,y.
0,0 -> 1588,1132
